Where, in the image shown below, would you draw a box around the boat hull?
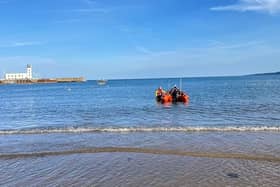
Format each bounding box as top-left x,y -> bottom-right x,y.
156,94 -> 189,104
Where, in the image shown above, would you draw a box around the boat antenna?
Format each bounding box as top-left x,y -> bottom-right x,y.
179,78 -> 182,90
167,79 -> 171,89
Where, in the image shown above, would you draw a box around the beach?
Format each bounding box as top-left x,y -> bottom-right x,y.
1,131 -> 280,186
1,0 -> 280,185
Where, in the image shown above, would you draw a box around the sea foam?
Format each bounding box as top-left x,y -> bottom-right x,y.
0,126 -> 280,135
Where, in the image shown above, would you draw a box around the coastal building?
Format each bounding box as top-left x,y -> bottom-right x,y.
5,64 -> 32,80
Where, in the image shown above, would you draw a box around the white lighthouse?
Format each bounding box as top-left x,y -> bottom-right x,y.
5,64 -> 33,80
26,64 -> 32,79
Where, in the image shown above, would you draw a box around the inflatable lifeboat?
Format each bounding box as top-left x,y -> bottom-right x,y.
160,94 -> 173,103
155,87 -> 189,104
177,94 -> 189,103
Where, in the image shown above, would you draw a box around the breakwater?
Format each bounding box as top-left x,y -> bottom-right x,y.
0,77 -> 85,84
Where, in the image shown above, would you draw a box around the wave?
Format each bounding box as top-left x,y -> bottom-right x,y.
0,126 -> 280,135
0,147 -> 280,163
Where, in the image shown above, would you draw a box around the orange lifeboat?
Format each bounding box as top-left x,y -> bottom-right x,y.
155,86 -> 189,104
177,94 -> 189,103
161,94 -> 172,103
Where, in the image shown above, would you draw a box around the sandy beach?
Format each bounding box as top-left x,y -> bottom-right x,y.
1,131 -> 279,186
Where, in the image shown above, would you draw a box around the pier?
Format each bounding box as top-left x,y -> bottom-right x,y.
0,77 -> 85,85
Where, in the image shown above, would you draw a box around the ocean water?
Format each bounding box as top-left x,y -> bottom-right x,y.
1,75 -> 280,132
1,75 -> 280,186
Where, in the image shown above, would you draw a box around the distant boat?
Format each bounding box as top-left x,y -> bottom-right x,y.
97,79 -> 108,85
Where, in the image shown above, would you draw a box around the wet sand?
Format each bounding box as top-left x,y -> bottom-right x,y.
1,147 -> 280,163
0,131 -> 280,186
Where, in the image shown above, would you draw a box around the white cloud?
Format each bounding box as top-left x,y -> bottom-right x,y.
135,46 -> 153,55
71,0 -> 109,14
106,40 -> 279,78
139,40 -> 264,57
0,56 -> 56,65
0,41 -> 44,48
207,40 -> 265,50
81,0 -> 96,6
211,0 -> 280,14
71,8 -> 109,13
54,19 -> 81,24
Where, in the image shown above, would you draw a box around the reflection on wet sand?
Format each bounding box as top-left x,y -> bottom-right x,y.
1,153 -> 280,187
1,147 -> 280,163
1,132 -> 279,186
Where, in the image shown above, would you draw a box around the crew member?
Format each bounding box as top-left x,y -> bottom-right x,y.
169,85 -> 180,101
155,86 -> 165,101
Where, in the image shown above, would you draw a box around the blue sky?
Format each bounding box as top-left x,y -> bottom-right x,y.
0,0 -> 280,79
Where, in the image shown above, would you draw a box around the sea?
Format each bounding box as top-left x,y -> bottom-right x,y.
0,75 -> 280,186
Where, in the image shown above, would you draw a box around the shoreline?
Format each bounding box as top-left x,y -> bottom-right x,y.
1,126 -> 280,135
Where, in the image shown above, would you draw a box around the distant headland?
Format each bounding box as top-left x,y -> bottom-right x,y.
0,64 -> 86,85
246,72 -> 280,76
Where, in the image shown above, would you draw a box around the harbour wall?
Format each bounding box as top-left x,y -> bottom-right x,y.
0,77 -> 86,85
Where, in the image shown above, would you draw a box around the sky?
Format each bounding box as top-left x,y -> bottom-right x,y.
0,0 -> 280,79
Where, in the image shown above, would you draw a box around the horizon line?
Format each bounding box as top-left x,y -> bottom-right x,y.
89,71 -> 280,81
